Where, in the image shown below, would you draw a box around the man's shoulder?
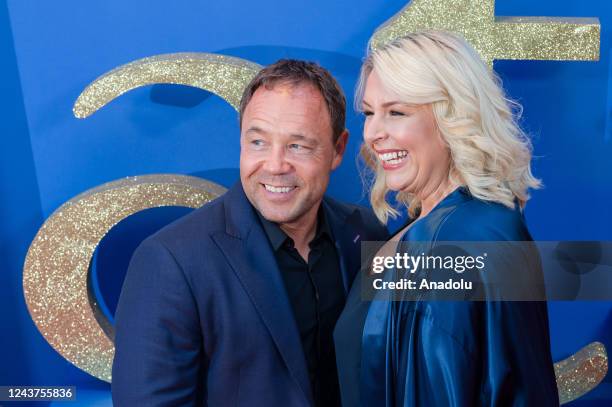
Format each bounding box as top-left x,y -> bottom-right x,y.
146,192 -> 228,249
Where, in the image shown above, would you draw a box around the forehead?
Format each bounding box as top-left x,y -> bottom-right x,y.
242,83 -> 332,133
362,70 -> 398,102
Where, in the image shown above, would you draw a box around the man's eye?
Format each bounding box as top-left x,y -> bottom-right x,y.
251,139 -> 264,147
288,144 -> 313,154
390,110 -> 405,116
289,144 -> 307,151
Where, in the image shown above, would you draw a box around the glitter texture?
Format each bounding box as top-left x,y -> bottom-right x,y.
554,341 -> 608,404
23,175 -> 226,382
369,0 -> 600,67
73,53 -> 262,118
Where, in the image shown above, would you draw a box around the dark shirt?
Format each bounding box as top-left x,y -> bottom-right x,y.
257,209 -> 345,407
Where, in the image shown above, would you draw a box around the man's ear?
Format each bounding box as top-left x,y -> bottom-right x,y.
331,129 -> 349,170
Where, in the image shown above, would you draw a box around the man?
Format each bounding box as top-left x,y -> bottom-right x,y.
112,59 -> 389,406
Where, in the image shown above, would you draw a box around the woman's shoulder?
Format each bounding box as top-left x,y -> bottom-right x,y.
435,193 -> 531,242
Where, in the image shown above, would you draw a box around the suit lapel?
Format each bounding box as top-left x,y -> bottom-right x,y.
211,183 -> 313,405
322,199 -> 362,294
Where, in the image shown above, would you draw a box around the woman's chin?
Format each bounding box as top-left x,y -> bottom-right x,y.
385,180 -> 415,194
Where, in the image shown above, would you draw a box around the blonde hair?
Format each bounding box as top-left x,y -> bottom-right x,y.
357,30 -> 541,223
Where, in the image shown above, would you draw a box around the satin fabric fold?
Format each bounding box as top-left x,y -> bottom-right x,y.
335,188 -> 559,406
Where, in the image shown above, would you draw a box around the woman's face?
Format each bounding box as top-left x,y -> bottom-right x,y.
362,70 -> 451,196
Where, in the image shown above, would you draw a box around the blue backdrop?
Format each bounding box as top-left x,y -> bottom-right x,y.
1,0 -> 611,405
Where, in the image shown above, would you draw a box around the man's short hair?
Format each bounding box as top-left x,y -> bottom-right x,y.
239,59 -> 346,142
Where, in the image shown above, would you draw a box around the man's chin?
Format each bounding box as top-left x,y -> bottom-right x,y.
257,207 -> 298,224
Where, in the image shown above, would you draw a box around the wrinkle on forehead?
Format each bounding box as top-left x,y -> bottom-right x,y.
242,82 -> 332,139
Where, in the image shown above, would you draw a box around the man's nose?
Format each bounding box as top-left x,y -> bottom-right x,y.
262,146 -> 292,174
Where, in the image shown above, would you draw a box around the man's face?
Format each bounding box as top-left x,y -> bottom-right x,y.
240,82 -> 347,226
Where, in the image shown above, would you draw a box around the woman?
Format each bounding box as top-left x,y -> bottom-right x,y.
334,31 -> 559,406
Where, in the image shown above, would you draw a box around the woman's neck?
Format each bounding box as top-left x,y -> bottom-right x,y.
417,180 -> 458,220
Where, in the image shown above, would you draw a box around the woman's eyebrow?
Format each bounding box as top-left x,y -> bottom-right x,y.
382,101 -> 408,108
361,100 -> 410,108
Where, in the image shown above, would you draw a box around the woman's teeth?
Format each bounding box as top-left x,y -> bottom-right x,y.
379,150 -> 408,165
264,184 -> 295,193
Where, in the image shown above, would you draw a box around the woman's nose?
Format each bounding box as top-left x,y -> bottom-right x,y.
364,117 -> 388,145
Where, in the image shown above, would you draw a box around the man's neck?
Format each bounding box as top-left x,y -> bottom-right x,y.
279,203 -> 321,260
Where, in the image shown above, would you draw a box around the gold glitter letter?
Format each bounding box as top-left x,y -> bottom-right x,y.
555,341 -> 608,404
23,175 -> 226,381
26,51 -> 258,382
73,52 -> 262,118
369,0 -> 600,67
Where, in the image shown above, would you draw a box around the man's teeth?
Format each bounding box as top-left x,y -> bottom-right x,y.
264,184 -> 295,193
378,150 -> 408,165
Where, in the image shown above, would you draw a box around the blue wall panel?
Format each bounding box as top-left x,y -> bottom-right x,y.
2,0 -> 610,405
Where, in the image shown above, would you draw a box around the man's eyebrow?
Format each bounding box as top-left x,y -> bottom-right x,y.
289,133 -> 317,144
245,126 -> 267,135
244,128 -> 318,144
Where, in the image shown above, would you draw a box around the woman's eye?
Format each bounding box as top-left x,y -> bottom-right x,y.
390,110 -> 405,117
362,110 -> 373,117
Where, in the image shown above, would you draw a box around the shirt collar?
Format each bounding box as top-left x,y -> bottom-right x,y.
256,206 -> 333,252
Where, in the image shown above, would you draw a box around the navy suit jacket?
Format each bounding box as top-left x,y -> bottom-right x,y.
112,181 -> 389,406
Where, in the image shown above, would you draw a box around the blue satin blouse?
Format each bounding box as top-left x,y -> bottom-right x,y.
333,187 -> 559,406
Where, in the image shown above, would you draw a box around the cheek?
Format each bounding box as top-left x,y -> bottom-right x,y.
389,121 -> 417,149
239,153 -> 259,178
401,121 -> 441,159
416,139 -> 450,181
295,161 -> 329,188
426,131 -> 449,161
